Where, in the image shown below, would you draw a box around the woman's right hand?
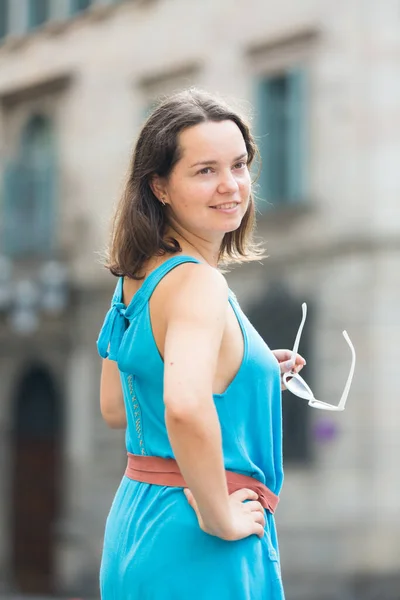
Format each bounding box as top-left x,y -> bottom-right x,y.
184,487 -> 266,541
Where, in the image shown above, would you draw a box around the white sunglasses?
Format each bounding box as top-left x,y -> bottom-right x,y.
282,303 -> 356,411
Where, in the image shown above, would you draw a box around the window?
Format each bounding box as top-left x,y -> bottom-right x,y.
70,0 -> 92,14
247,285 -> 313,465
0,0 -> 8,40
28,0 -> 50,29
1,115 -> 57,258
256,68 -> 308,209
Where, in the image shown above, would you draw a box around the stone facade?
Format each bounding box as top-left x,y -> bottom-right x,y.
0,0 -> 399,597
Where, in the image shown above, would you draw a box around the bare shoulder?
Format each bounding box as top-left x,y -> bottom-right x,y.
161,261 -> 229,315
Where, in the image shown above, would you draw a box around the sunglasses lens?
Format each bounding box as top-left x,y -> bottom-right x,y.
285,373 -> 313,400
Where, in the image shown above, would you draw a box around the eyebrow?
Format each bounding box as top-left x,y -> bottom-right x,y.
189,152 -> 248,169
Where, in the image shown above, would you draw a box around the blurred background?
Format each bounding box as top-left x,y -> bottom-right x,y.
0,0 -> 399,598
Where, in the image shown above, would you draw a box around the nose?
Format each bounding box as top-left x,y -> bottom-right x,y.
217,169 -> 240,195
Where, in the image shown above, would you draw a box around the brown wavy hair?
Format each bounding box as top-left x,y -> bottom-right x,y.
106,88 -> 264,279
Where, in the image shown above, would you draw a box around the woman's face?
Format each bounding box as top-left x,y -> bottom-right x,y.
161,120 -> 251,239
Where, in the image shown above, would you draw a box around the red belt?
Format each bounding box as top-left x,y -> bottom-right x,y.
125,452 -> 279,514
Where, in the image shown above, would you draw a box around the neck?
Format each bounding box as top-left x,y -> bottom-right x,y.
164,224 -> 222,268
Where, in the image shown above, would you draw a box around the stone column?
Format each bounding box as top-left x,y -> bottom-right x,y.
55,346 -> 96,593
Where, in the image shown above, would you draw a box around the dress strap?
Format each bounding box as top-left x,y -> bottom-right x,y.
124,254 -> 201,319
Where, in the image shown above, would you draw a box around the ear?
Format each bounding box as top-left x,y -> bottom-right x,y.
149,175 -> 167,204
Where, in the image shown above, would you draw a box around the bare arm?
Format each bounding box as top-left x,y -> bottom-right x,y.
100,358 -> 127,429
163,263 -> 233,537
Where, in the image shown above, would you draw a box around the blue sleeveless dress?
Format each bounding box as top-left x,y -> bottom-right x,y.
97,255 -> 285,600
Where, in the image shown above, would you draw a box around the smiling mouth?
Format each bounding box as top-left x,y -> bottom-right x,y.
210,202 -> 239,210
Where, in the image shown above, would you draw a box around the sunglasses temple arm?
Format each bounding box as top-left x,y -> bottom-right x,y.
290,303 -> 308,367
337,331 -> 356,410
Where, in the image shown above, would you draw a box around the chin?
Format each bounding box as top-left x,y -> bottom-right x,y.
222,216 -> 244,234
223,223 -> 241,234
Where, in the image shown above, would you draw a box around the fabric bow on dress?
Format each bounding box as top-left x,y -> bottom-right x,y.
97,298 -> 127,361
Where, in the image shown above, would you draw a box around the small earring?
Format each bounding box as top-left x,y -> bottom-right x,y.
160,196 -> 166,206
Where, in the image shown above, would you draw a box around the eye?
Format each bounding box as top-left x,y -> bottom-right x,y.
233,161 -> 247,170
198,167 -> 214,175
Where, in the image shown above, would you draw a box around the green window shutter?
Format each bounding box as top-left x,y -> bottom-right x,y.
4,158 -> 56,257
0,0 -> 8,39
3,116 -> 57,258
255,78 -> 273,212
4,161 -> 39,256
35,157 -> 56,255
70,0 -> 92,15
256,75 -> 291,209
28,0 -> 50,29
2,161 -> 36,256
269,76 -> 289,203
255,68 -> 308,210
2,162 -> 20,255
286,67 -> 307,203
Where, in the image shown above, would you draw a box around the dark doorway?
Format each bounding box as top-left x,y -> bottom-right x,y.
247,283 -> 313,465
10,364 -> 62,594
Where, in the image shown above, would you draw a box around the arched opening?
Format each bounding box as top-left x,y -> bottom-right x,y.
10,363 -> 62,593
247,283 -> 313,465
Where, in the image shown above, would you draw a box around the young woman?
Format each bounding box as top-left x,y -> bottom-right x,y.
97,89 -> 305,599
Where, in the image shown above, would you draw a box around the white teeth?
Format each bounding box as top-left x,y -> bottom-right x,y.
213,203 -> 238,210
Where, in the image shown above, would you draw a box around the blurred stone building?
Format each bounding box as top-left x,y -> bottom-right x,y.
0,0 -> 399,598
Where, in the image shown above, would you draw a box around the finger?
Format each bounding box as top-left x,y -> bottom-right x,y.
232,488 -> 259,502
253,511 -> 266,529
294,354 -> 306,367
280,354 -> 307,375
273,349 -> 292,362
293,361 -> 307,375
183,489 -> 198,512
244,501 -> 264,513
280,360 -> 295,374
253,523 -> 265,539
